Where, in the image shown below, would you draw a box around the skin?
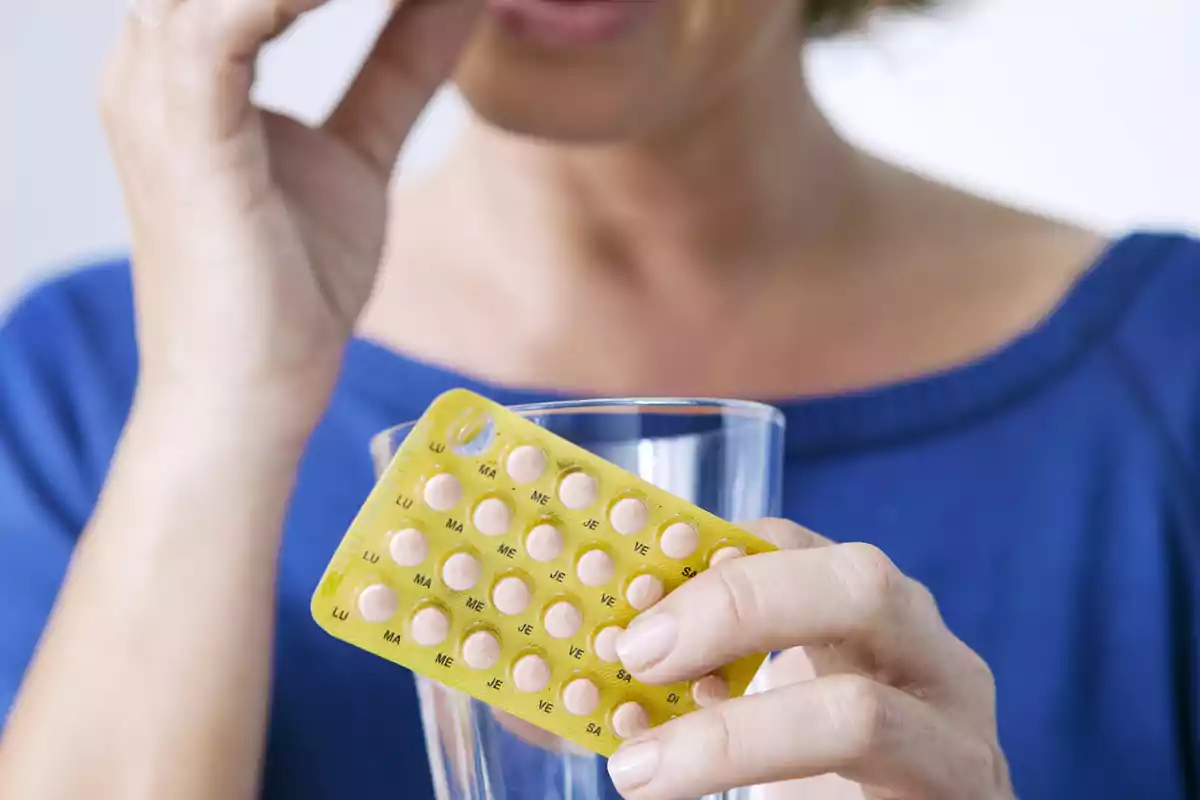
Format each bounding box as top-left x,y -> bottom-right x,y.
0,0 -> 1104,796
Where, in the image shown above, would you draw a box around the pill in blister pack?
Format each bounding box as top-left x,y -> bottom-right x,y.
311,389 -> 776,757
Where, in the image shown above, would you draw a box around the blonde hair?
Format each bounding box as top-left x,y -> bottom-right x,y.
805,0 -> 932,35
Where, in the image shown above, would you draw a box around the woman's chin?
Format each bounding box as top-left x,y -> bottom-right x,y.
459,91 -> 659,145
452,27 -> 701,144
454,0 -> 781,145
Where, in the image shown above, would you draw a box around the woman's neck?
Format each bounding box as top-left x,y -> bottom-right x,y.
364,48 -> 1099,399
443,47 -> 869,292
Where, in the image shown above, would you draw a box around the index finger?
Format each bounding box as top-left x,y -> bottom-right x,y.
740,518 -> 834,551
616,541 -> 966,693
324,0 -> 483,173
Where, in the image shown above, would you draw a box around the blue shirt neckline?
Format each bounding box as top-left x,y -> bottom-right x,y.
344,232 -> 1180,455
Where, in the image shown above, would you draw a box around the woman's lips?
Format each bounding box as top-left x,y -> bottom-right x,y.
488,0 -> 655,46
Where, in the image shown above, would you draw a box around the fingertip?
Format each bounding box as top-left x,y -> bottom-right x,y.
615,612 -> 678,676
607,738 -> 661,796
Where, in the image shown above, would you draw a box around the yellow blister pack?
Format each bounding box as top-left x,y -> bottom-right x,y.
311,389 -> 776,757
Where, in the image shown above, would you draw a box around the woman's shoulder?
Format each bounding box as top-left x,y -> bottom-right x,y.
2,257 -> 137,366
1094,230 -> 1200,478
1105,230 -> 1200,351
0,258 -> 138,505
2,257 -> 138,399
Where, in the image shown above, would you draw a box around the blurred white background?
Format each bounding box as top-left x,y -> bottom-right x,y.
2,0 -> 1199,304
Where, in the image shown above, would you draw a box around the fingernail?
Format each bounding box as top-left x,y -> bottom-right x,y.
608,739 -> 660,792
616,612 -> 677,673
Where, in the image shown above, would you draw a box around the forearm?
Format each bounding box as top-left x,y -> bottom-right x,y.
0,391 -> 315,800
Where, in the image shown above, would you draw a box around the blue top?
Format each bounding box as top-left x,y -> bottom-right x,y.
2,231 -> 1199,798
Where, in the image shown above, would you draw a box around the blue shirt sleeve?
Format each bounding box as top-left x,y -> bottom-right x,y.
0,264 -> 138,722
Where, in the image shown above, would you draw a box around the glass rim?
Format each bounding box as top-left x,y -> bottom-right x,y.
371,396 -> 785,444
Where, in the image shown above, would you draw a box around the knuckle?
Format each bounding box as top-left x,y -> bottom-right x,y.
712,560 -> 764,631
825,675 -> 891,763
908,578 -> 940,617
834,543 -> 903,624
905,577 -> 949,630
986,741 -> 1014,792
164,3 -> 249,64
961,645 -> 998,705
962,740 -> 1007,792
699,706 -> 741,769
966,646 -> 996,688
174,20 -> 225,63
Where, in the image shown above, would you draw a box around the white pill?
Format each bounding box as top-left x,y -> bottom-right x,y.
442,552 -> 482,592
423,473 -> 463,512
691,675 -> 729,708
462,630 -> 502,670
709,546 -> 745,567
625,574 -> 664,611
389,528 -> 428,568
575,549 -> 615,587
543,601 -> 583,639
506,445 -> 547,484
492,576 -> 532,616
592,625 -> 623,663
513,654 -> 551,693
611,702 -> 650,739
609,497 -> 649,536
659,522 -> 700,560
525,524 -> 564,562
356,584 -> 398,623
558,471 -> 598,510
473,497 -> 512,537
562,678 -> 601,716
411,606 -> 450,647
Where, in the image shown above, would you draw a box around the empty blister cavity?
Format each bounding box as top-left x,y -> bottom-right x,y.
659,522 -> 700,560
357,584 -> 398,623
442,552 -> 482,592
389,527 -> 428,568
609,496 -> 649,536
450,409 -> 496,457
423,473 -> 463,512
506,445 -> 547,484
544,600 -> 583,640
492,575 -> 532,616
709,546 -> 745,567
576,548 -> 615,587
611,701 -> 650,739
462,630 -> 502,670
563,678 -> 601,716
558,470 -> 599,510
473,497 -> 512,537
513,653 -> 552,693
592,625 -> 623,663
625,574 -> 665,611
525,523 -> 563,562
411,606 -> 451,647
691,675 -> 729,708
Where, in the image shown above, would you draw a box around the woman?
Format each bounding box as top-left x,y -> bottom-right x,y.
0,0 -> 1196,797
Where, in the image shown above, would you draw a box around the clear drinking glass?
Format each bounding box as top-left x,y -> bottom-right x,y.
370,398 -> 786,800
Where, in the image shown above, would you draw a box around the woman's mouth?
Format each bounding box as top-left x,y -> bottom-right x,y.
487,0 -> 655,47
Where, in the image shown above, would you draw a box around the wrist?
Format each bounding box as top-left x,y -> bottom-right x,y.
132,377 -> 333,450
